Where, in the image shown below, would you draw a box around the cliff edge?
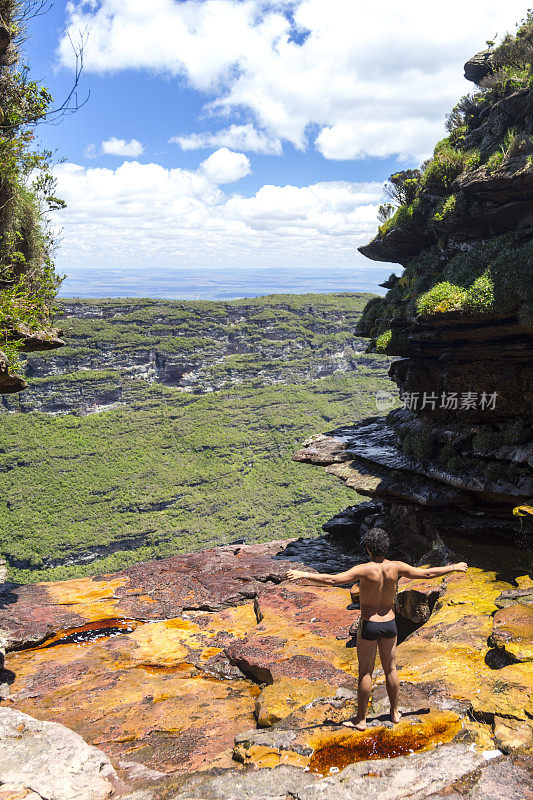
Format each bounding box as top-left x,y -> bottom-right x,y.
296,16 -> 533,554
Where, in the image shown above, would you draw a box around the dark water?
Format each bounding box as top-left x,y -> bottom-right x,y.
59,265 -> 392,300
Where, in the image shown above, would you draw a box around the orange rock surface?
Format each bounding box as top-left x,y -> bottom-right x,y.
3,546 -> 532,783
492,604 -> 533,662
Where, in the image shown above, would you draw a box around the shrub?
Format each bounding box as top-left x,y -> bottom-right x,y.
0,0 -> 63,372
462,271 -> 495,314
421,145 -> 470,194
503,418 -> 529,446
403,432 -> 434,462
417,282 -> 467,315
485,150 -> 504,171
384,170 -> 421,206
375,329 -> 392,353
433,194 -> 457,222
472,429 -> 500,452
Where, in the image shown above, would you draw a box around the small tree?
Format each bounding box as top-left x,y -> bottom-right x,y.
377,203 -> 395,224
383,169 -> 421,207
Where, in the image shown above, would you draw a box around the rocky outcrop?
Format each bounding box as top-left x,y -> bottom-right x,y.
298,27 -> 533,554
0,351 -> 27,393
464,49 -> 496,85
0,329 -> 64,394
0,708 -> 123,800
1,539 -> 532,797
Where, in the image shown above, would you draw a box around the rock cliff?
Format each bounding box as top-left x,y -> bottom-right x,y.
296,20 -> 533,555
1,294 -> 380,414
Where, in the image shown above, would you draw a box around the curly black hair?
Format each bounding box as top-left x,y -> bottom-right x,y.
362,527 -> 390,558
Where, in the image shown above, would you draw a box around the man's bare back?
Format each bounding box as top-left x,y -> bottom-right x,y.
356,560 -> 401,622
286,527 -> 467,731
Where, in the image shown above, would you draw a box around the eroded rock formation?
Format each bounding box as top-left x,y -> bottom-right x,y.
296,21 -> 533,554
0,296 -> 379,414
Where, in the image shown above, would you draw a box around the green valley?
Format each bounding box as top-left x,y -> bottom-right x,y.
0,293 -> 395,582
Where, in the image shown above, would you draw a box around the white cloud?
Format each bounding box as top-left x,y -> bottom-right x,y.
101,137 -> 145,157
58,0 -> 528,161
84,138 -> 145,158
52,159 -> 384,269
170,124 -> 282,154
199,148 -> 251,183
315,119 -> 446,161
84,143 -> 98,159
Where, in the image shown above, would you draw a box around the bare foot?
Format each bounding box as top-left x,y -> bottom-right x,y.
390,710 -> 402,724
341,718 -> 366,731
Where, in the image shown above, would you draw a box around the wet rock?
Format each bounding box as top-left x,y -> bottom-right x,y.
234,710 -> 463,774
321,502 -> 380,536
0,707 -> 122,800
4,604 -> 261,776
3,540 -> 533,794
226,583 -> 358,723
393,570 -> 533,729
495,576 -> 533,608
0,541 -> 303,649
274,535 -> 363,573
491,604 -> 533,662
304,742 -> 484,799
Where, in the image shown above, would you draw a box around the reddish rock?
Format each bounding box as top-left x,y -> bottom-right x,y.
0,541 -> 300,649
492,604 -> 533,662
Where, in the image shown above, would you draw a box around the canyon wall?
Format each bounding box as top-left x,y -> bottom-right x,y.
295,28 -> 533,555
2,294 -> 382,414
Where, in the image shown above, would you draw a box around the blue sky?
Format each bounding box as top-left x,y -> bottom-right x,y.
24,1 -> 528,294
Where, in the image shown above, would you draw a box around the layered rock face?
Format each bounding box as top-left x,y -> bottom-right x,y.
296,27 -> 533,553
1,295 -> 378,413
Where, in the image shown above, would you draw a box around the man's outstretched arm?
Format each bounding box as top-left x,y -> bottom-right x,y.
396,561 -> 468,580
286,565 -> 367,586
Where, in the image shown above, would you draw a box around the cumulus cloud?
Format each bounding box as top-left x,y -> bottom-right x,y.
52,159 -> 384,269
101,137 -> 145,157
199,148 -> 251,183
58,0 -> 527,161
170,124 -> 282,154
84,138 -> 145,158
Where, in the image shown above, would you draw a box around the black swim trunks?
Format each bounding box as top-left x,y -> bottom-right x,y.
358,618 -> 397,640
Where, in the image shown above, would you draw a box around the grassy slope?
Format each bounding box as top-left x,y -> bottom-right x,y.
0,294 -> 395,582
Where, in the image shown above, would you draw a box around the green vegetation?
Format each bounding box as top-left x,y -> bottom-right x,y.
363,231 -> 532,340
0,292 -> 396,582
0,372 -> 393,583
0,0 -> 63,368
375,329 -> 392,353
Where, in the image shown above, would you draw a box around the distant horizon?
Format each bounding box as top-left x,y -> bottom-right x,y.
58,265 -> 391,301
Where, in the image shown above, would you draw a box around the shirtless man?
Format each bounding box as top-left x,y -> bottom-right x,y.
287,527 -> 467,730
